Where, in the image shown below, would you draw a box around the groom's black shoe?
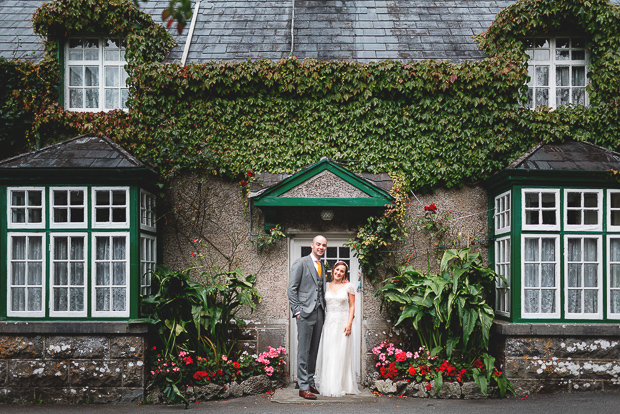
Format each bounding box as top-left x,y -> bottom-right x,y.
309,386 -> 320,394
299,390 -> 317,400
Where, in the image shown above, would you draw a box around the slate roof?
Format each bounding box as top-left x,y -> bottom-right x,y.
0,135 -> 153,169
507,141 -> 620,172
10,0 -> 615,63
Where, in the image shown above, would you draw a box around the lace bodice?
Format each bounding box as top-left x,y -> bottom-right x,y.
325,282 -> 355,314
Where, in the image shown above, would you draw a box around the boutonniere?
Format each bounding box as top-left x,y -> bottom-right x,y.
322,260 -> 329,273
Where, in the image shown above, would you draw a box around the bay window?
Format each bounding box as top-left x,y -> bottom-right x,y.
2,185 -> 156,319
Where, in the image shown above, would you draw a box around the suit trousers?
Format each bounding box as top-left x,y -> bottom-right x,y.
296,306 -> 324,391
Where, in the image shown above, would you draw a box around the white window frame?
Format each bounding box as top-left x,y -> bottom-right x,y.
140,190 -> 157,231
7,233 -> 46,317
521,234 -> 561,319
564,235 -> 602,320
522,188 -> 560,231
607,235 -> 620,318
50,186 -> 88,229
91,187 -> 130,229
494,236 -> 511,316
7,187 -> 46,229
564,189 -> 603,232
494,190 -> 511,235
91,232 -> 130,317
607,190 -> 620,232
140,233 -> 157,296
525,36 -> 589,110
65,36 -> 128,112
49,233 -> 88,317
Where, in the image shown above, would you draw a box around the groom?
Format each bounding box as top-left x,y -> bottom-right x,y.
287,235 -> 329,400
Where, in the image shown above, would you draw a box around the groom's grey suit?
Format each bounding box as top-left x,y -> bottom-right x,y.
288,254 -> 330,391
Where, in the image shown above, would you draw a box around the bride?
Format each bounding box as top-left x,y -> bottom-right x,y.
316,261 -> 360,396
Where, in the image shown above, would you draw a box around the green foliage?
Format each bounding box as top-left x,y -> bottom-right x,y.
346,175 -> 408,279
256,224 -> 286,252
379,248 -> 499,360
139,266 -> 261,360
3,0 -> 620,189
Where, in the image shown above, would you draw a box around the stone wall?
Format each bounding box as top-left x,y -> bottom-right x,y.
0,322 -> 148,404
493,322 -> 620,396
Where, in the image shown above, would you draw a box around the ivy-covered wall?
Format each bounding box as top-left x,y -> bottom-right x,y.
1,0 -> 619,193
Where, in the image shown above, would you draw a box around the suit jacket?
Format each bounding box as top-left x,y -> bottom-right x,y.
287,255 -> 329,318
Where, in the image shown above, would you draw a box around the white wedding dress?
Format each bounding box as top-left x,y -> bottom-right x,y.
316,282 -> 360,397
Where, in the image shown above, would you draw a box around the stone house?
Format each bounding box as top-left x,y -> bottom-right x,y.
1,0 -> 620,402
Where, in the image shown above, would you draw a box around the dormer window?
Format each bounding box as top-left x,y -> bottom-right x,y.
525,37 -> 589,109
65,37 -> 128,112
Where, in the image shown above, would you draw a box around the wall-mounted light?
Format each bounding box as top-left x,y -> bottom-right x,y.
321,209 -> 334,221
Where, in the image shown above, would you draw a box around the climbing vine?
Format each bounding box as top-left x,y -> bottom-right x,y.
1,0 -> 620,193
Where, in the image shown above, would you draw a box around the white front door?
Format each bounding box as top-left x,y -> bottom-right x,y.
289,236 -> 361,383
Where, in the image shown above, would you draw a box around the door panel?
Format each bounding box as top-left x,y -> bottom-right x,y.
289,237 -> 361,382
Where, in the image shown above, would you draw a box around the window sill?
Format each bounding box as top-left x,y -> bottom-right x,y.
492,320 -> 620,336
0,320 -> 148,334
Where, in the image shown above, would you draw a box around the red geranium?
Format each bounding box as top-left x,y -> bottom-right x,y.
408,366 -> 416,376
424,204 -> 438,213
233,362 -> 240,369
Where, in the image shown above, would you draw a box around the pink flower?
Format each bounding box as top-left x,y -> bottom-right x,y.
264,366 -> 274,376
222,355 -> 228,361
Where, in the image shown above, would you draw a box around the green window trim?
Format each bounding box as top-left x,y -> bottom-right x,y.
491,184 -> 620,323
0,184 -> 153,321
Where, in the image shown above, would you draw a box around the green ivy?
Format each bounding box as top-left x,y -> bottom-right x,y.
2,0 -> 620,192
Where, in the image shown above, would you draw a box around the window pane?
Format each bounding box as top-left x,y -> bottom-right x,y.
112,288 -> 126,311
541,264 -> 555,287
524,290 -> 539,313
611,240 -> 620,262
69,67 -> 83,86
541,193 -> 555,208
541,238 -> 555,261
524,264 -> 539,287
557,88 -> 569,106
573,88 -> 586,105
54,287 -> 68,311
541,290 -> 555,313
536,66 -> 549,86
105,89 -> 119,110
29,288 -> 42,311
556,67 -> 569,86
534,49 -> 550,61
568,290 -> 581,313
584,264 -> 597,287
12,263 -> 25,285
113,237 -> 126,259
567,210 -> 580,225
96,263 -> 110,285
568,239 -> 581,261
572,67 -> 585,86
84,67 -> 99,86
121,89 -> 129,109
105,66 -> 119,87
12,287 -> 25,311
584,290 -> 597,313
572,50 -> 585,60
525,193 -> 539,208
70,288 -> 84,311
556,49 -> 570,60
70,89 -> 83,108
84,39 -> 99,60
584,193 -> 597,207
542,210 -> 556,225
96,190 -> 110,205
611,291 -> 620,314
524,238 -> 539,261
96,237 -> 110,260
584,238 -> 597,261
96,288 -> 110,311
85,89 -> 99,108
535,88 -> 548,107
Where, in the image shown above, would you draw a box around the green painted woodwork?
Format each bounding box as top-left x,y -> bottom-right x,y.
0,183 -> 153,321
252,158 -> 394,231
488,176 -> 620,323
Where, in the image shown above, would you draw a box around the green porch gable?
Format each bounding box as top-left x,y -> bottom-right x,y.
250,157 -> 394,231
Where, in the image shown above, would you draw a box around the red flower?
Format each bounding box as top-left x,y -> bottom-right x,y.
233,362 -> 240,369
380,366 -> 388,378
424,204 -> 438,213
472,359 -> 484,369
247,171 -> 255,177
395,350 -> 408,362
193,371 -> 209,380
240,180 -> 248,187
408,366 -> 416,376
191,252 -> 196,257
426,383 -> 431,391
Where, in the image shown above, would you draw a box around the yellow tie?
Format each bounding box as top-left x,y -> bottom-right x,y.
316,260 -> 322,278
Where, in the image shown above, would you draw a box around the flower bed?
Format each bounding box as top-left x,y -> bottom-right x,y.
370,341 -> 512,398
148,346 -> 288,405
